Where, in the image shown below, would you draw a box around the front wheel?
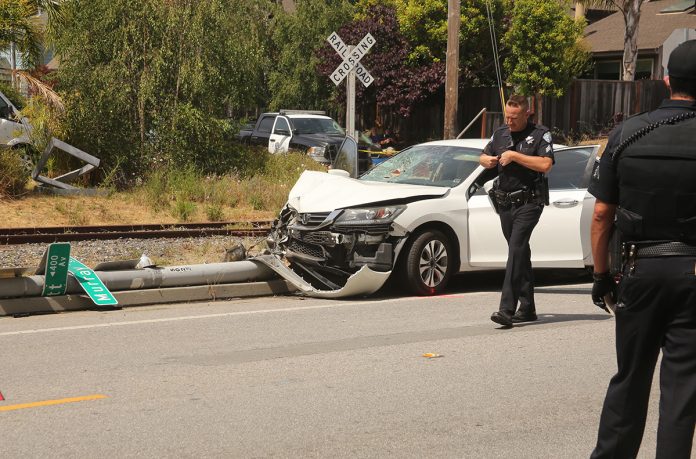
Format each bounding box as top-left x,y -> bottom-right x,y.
401,229 -> 454,296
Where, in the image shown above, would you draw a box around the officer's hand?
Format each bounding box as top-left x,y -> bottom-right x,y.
480,154 -> 498,169
591,272 -> 616,313
499,151 -> 517,166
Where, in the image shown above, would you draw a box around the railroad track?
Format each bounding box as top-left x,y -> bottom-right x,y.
0,221 -> 273,245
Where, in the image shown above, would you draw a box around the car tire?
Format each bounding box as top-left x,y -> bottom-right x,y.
401,229 -> 454,296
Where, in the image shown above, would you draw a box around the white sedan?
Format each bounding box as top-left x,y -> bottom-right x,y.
259,137 -> 599,297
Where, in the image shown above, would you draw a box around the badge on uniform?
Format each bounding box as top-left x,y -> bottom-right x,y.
543,132 -> 552,143
525,136 -> 534,144
592,158 -> 601,181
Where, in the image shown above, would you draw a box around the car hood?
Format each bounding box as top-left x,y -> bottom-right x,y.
293,133 -> 345,146
287,170 -> 448,213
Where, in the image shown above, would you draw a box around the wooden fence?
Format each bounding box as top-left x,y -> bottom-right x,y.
394,79 -> 670,143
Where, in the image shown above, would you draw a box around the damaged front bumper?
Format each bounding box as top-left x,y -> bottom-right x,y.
262,205 -> 405,296
253,254 -> 390,298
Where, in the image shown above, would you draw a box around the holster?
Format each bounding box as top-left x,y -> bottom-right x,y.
534,174 -> 550,206
488,179 -> 501,214
488,188 -> 501,214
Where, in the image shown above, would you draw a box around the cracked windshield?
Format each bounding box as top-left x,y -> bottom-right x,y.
360,145 -> 481,187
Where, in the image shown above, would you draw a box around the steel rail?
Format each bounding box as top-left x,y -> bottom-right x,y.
0,221 -> 272,245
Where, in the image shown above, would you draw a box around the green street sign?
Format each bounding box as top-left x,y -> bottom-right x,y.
41,243 -> 71,297
68,257 -> 118,306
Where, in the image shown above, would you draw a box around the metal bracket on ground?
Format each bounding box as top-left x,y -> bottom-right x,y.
31,138 -> 106,196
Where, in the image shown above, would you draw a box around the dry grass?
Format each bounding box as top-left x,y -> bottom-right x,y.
0,193 -> 275,228
0,151 -> 327,228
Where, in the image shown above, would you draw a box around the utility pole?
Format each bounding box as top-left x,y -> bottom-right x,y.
443,0 -> 460,139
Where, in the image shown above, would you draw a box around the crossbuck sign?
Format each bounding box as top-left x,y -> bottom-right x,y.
327,32 -> 376,140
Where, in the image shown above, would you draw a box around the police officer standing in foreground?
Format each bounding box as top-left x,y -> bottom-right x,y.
589,39 -> 696,459
479,95 -> 554,328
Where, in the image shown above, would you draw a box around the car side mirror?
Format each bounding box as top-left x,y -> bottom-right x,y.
483,179 -> 495,193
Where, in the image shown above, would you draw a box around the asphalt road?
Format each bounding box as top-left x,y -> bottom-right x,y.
0,270 -> 669,458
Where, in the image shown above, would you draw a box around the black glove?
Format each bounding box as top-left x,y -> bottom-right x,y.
592,271 -> 616,313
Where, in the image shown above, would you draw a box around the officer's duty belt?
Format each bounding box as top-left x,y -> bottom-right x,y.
493,188 -> 535,207
633,241 -> 696,258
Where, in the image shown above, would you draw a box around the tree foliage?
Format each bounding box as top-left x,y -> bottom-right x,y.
503,0 -> 589,97
267,0 -> 354,111
52,0 -> 273,181
0,0 -> 41,68
353,0 -> 504,86
317,4 -> 445,120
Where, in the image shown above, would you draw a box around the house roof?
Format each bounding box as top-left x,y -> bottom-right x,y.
584,0 -> 696,55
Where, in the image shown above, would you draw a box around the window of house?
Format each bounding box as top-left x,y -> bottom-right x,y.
635,58 -> 653,80
595,60 -> 621,80
593,58 -> 653,80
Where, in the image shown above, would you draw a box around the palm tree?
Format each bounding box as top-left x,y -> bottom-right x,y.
575,0 -> 646,81
1,0 -> 62,101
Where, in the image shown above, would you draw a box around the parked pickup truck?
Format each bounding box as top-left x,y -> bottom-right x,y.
238,110 -> 380,172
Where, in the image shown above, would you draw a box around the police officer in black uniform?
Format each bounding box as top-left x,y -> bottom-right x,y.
589,39 -> 696,459
479,95 -> 554,328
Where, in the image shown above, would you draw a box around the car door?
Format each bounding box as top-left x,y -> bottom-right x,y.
268,116 -> 292,154
250,115 -> 275,146
466,145 -> 599,268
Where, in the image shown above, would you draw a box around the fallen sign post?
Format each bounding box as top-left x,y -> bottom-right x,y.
68,257 -> 119,307
327,31 -> 376,141
39,243 -> 71,297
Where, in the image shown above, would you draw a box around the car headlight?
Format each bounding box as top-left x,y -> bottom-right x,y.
335,205 -> 405,225
307,146 -> 326,156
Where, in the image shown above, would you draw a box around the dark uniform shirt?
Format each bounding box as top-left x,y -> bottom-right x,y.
588,99 -> 696,204
484,122 -> 555,192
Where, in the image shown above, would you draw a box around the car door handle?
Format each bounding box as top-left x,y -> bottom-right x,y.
269,139 -> 275,143
553,199 -> 579,208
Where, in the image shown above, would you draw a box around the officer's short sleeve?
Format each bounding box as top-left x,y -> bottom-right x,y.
483,139 -> 494,156
537,129 -> 555,164
588,127 -> 621,204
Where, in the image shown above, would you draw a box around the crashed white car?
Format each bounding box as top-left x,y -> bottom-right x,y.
259,136 -> 599,298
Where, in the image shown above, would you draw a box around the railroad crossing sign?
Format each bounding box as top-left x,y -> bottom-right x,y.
41,242 -> 71,297
328,32 -> 375,87
327,31 -> 376,141
68,257 -> 118,306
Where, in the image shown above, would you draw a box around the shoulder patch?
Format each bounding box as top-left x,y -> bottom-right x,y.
542,132 -> 552,143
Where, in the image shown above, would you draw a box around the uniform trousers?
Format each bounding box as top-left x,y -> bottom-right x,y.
497,201 -> 543,316
591,255 -> 696,459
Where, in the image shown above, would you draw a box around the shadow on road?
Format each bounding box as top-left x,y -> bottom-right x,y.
373,268 -> 591,300
513,312 -> 613,328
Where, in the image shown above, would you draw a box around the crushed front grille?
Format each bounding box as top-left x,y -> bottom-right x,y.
302,231 -> 335,245
288,239 -> 324,258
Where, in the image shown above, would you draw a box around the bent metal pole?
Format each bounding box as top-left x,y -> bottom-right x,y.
0,261 -> 277,299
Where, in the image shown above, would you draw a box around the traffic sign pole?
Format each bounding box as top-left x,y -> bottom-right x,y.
346,46 -> 356,141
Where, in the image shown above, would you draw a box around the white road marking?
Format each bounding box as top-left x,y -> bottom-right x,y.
0,283 -> 590,337
0,293 -> 488,337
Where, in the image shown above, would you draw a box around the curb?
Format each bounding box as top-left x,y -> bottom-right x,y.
0,280 -> 297,317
